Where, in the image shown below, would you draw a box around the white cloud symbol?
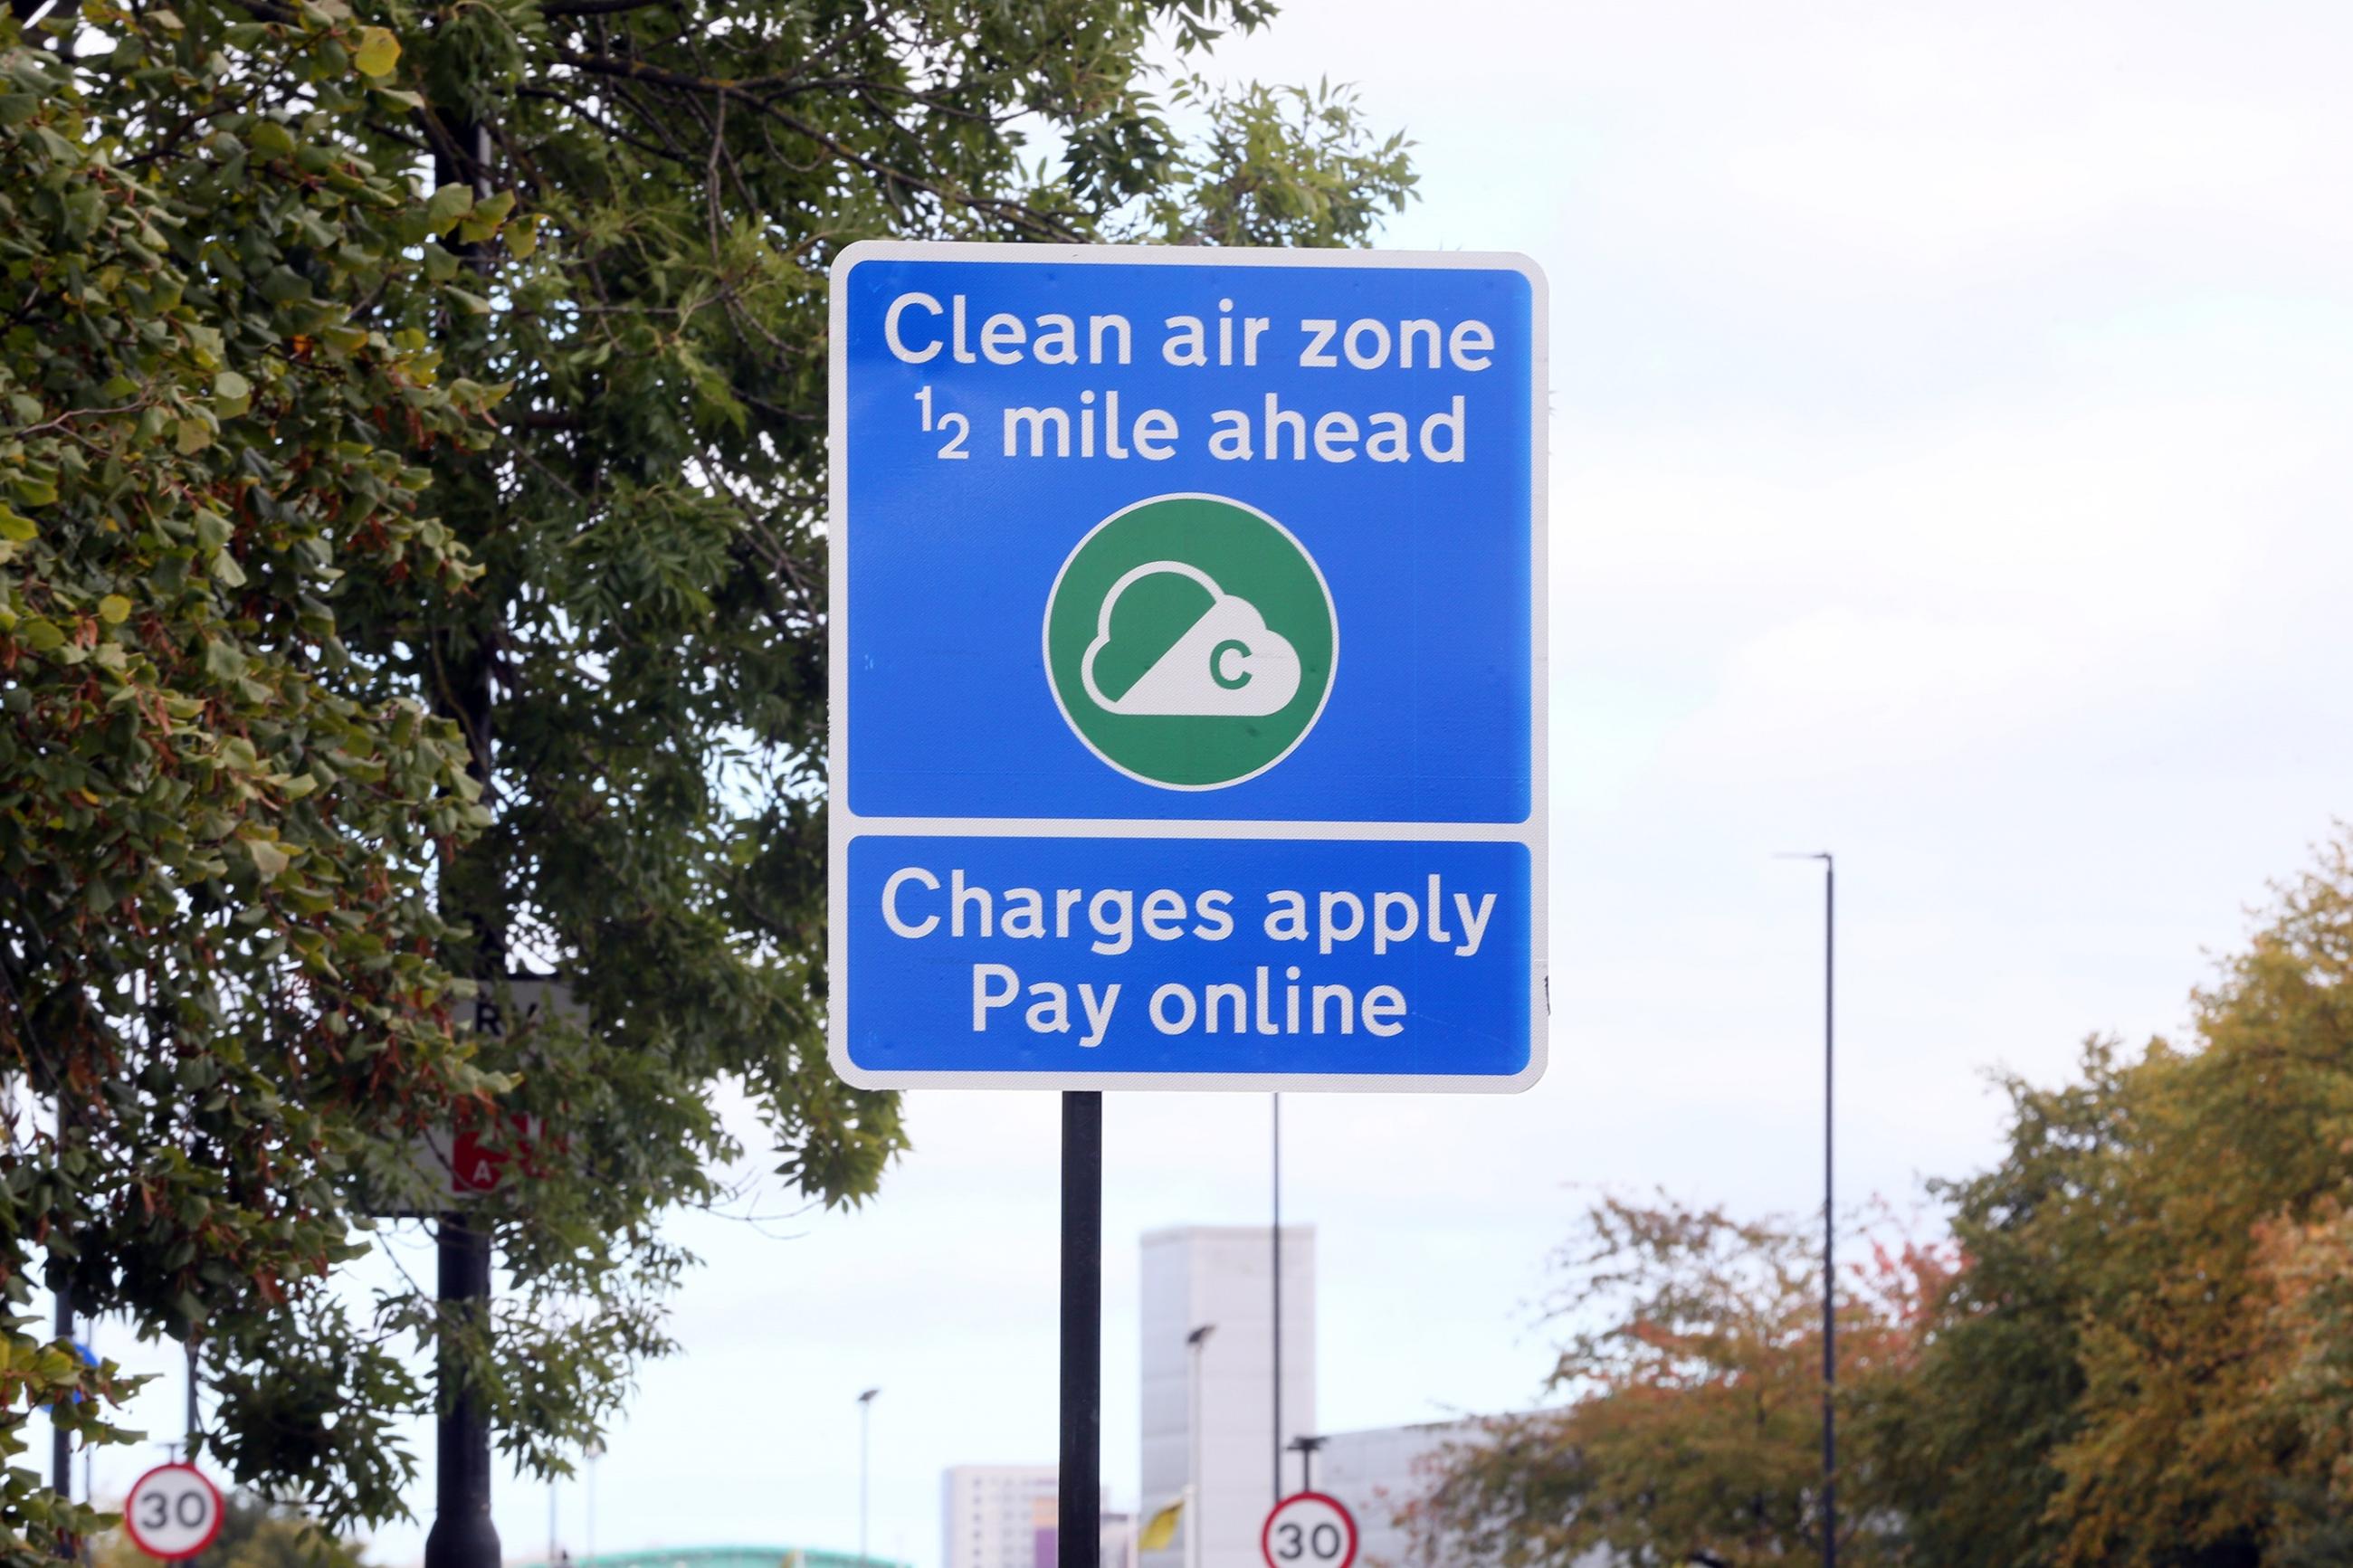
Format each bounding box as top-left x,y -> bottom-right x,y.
1081,561 -> 1304,717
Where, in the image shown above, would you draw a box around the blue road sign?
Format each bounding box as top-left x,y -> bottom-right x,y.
829,242 -> 1547,1091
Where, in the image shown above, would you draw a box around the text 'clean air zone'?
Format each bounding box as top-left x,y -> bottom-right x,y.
891,294 -> 1495,465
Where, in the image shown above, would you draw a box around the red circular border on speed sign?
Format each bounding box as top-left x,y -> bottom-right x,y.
1262,1491 -> 1358,1568
123,1462 -> 225,1560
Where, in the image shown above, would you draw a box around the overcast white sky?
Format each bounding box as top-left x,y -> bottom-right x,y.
72,2 -> 2353,1563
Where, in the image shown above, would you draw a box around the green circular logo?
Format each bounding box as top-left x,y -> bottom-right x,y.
1043,493 -> 1338,791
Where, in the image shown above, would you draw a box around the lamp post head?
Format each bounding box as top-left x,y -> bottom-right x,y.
1186,1324 -> 1215,1349
858,1387 -> 881,1405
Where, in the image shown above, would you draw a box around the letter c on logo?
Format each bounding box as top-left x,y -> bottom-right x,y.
1210,639 -> 1253,689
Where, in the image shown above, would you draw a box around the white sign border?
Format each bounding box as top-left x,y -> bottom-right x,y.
826,241 -> 1549,1094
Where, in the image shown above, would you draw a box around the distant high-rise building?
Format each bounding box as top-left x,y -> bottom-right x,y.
1138,1226 -> 1316,1568
940,1465 -> 1125,1568
942,1466 -> 1059,1568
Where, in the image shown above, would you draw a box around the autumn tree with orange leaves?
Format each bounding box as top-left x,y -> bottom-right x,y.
1413,832 -> 2353,1568
1405,1193 -> 1948,1568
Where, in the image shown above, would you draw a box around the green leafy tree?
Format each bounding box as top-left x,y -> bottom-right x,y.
1,5 -> 496,1550
1864,833 -> 2353,1568
4,0 -> 1413,1548
1847,1039 -> 2134,1568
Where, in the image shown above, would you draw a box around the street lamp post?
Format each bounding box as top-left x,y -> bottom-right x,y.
1285,1436 -> 1325,1496
858,1388 -> 881,1568
1271,1095 -> 1282,1510
1186,1325 -> 1215,1568
1781,851 -> 1837,1568
584,1438 -> 604,1568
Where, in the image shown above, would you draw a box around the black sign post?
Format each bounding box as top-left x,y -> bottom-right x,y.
1059,1092 -> 1102,1568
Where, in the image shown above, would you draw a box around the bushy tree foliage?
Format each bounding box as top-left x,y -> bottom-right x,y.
1869,836 -> 2353,1568
2,0 -> 1414,1551
1,7 -> 497,1549
1847,1041 -> 2130,1568
1405,1193 -> 1945,1568
1416,834 -> 2353,1568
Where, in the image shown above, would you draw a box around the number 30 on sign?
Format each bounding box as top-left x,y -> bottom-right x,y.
1262,1493 -> 1358,1568
123,1463 -> 224,1560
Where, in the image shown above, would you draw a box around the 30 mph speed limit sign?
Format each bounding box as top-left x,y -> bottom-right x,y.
1262,1492 -> 1358,1568
123,1463 -> 224,1560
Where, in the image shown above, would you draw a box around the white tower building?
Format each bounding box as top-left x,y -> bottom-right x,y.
1139,1226 -> 1316,1568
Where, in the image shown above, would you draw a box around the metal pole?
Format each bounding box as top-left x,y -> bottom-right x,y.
858,1388 -> 880,1568
1186,1326 -> 1214,1568
1822,857 -> 1836,1568
51,1270 -> 71,1501
1271,1094 -> 1282,1506
183,1331 -> 205,1568
1778,850 -> 1837,1567
423,1214 -> 500,1568
586,1441 -> 601,1567
425,103 -> 500,1568
1287,1437 -> 1323,1497
1060,1092 -> 1102,1568
52,1097 -> 71,1506
1189,1348 -> 1199,1568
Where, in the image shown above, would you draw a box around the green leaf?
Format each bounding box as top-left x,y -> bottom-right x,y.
0,506 -> 33,543
353,26 -> 400,79
242,834 -> 291,881
18,617 -> 62,651
424,182 -> 475,235
214,370 -> 252,418
98,594 -> 131,624
175,416 -> 213,454
455,188 -> 518,244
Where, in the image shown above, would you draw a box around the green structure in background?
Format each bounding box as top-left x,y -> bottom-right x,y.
519,1548 -> 912,1568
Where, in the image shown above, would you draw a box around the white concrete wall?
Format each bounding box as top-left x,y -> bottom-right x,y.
1319,1421 -> 1611,1568
1138,1227 -> 1317,1568
1317,1421 -> 1477,1568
